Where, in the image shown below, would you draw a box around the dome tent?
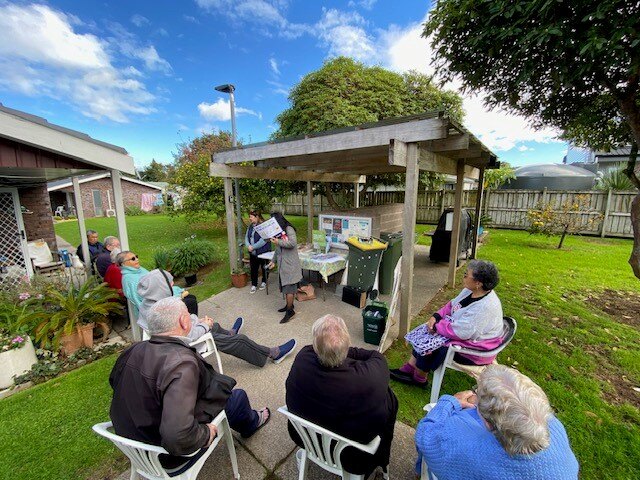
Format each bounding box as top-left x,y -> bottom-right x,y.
504,164 -> 596,190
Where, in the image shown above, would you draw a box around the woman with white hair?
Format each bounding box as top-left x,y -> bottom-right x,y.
415,365 -> 579,479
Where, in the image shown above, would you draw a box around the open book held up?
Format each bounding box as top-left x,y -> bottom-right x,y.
254,217 -> 284,240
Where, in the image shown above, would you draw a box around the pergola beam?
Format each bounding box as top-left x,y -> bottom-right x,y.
419,151 -> 480,179
213,117 -> 448,164
210,163 -> 366,183
426,133 -> 470,152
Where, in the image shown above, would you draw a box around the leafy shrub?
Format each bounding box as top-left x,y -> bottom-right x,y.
153,247 -> 172,271
125,205 -> 145,216
170,236 -> 216,277
596,167 -> 636,191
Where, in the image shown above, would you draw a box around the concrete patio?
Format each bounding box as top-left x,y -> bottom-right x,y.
109,244 -> 450,479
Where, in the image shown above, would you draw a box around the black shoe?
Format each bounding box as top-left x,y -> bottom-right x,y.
279,309 -> 295,324
277,306 -> 288,313
390,368 -> 413,383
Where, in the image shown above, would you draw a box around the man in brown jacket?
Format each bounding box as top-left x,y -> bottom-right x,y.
109,297 -> 270,472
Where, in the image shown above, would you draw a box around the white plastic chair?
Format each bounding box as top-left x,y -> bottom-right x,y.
92,410 -> 239,480
429,316 -> 517,404
419,403 -> 438,480
141,330 -> 223,374
278,406 -> 389,480
27,239 -> 65,274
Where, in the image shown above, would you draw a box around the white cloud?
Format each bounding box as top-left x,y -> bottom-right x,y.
198,98 -> 261,121
314,8 -> 377,62
518,145 -> 532,152
155,28 -> 169,37
130,14 -> 150,27
347,0 -> 377,10
0,4 -> 157,122
183,15 -> 199,24
269,57 -> 280,75
108,23 -> 172,74
381,16 -> 561,152
266,80 -> 289,96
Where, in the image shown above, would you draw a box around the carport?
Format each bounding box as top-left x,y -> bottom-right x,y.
210,112 -> 498,335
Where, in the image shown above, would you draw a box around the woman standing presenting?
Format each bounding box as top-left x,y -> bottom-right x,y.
245,211 -> 271,294
267,212 -> 302,324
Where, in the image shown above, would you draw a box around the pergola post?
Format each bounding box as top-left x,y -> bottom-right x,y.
471,167 -> 485,259
399,142 -> 419,336
448,160 -> 465,287
72,176 -> 90,269
224,177 -> 238,272
354,182 -> 360,208
110,170 -> 130,250
306,181 -> 314,242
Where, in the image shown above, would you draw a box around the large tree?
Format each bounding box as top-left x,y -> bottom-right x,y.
138,159 -> 175,182
274,57 -> 465,204
172,131 -> 292,221
424,0 -> 640,278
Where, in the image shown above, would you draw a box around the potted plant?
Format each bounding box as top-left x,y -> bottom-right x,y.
32,278 -> 122,355
231,266 -> 249,288
0,300 -> 39,389
170,236 -> 216,286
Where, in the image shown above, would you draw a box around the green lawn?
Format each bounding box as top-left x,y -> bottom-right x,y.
386,229 -> 640,480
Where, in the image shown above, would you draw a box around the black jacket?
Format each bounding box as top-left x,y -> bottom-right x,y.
109,336 -> 236,466
285,345 -> 398,476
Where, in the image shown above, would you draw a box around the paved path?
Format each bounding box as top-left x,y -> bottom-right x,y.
115,245 -> 449,480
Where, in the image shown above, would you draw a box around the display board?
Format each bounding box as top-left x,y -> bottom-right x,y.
318,214 -> 372,249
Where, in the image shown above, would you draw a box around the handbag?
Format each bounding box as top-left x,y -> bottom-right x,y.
296,284 -> 316,301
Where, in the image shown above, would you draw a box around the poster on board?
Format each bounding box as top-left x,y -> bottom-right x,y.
318,214 -> 372,249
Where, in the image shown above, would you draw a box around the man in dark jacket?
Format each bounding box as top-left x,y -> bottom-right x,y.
109,297 -> 271,470
95,235 -> 120,278
285,314 -> 398,477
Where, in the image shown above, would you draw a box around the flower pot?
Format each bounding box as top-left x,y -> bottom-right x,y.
231,272 -> 248,288
60,322 -> 94,355
79,323 -> 95,349
184,274 -> 198,287
0,336 -> 38,389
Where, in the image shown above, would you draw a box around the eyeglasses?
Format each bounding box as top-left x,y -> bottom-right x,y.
125,255 -> 138,262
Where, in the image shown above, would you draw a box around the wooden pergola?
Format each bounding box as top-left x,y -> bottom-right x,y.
210,112 -> 499,335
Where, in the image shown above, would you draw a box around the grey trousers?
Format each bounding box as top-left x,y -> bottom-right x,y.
210,324 -> 270,367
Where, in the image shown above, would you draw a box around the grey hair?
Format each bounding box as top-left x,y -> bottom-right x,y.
116,251 -> 132,266
476,365 -> 552,455
110,248 -> 121,263
147,297 -> 187,335
86,229 -> 97,236
468,259 -> 499,290
312,314 -> 350,368
104,236 -> 119,248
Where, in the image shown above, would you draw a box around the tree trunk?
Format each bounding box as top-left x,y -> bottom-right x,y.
558,224 -> 569,249
324,185 -> 341,210
630,193 -> 640,278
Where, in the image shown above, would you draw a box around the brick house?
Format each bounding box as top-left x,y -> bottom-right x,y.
48,172 -> 163,218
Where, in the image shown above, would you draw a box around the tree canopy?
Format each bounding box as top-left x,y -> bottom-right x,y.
274,57 -> 464,199
424,0 -> 640,278
138,159 -> 174,182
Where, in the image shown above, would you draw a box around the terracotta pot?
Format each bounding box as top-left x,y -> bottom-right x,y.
79,323 -> 95,349
231,272 -> 248,288
0,336 -> 38,389
60,330 -> 84,356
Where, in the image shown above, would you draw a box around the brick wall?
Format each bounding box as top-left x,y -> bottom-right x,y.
61,177 -> 160,218
19,184 -> 57,251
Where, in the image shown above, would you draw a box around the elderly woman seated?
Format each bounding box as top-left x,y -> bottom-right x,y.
391,259 -> 504,387
416,365 -> 579,479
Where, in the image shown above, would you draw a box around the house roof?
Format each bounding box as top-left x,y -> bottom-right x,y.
0,104 -> 135,185
47,172 -> 163,192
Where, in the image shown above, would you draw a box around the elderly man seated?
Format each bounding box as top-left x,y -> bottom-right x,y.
95,235 -> 120,278
109,297 -> 271,473
416,364 -> 579,479
285,314 -> 398,478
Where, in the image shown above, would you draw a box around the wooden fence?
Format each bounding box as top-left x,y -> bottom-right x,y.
275,189 -> 636,238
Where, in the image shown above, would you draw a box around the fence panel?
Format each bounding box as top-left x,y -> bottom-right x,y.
276,189 -> 636,238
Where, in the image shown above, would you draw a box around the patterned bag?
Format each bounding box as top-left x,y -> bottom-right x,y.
404,324 -> 449,356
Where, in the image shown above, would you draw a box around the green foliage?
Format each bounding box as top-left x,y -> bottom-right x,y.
31,278 -> 122,350
169,236 -> 217,277
138,159 -> 174,182
483,162 -> 516,189
153,247 -> 172,271
274,57 -> 465,194
124,205 -> 145,216
596,167 -> 636,191
527,195 -> 603,248
424,0 -> 640,185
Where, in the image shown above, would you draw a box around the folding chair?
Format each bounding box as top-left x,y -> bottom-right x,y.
92,410 -> 239,480
27,239 -> 65,275
278,406 -> 389,480
429,316 -> 517,404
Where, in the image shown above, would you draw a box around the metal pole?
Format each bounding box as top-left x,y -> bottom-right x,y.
228,90 -> 243,269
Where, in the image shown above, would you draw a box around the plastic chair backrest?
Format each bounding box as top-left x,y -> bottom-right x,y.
190,332 -> 224,374
92,422 -> 169,479
27,239 -> 53,266
278,406 -> 380,477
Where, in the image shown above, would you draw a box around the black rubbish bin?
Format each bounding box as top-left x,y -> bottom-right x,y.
429,208 -> 473,263
362,300 -> 388,345
379,232 -> 403,294
346,237 -> 388,292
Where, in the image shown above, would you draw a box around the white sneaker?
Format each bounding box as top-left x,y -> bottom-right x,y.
250,286 -> 257,294
259,282 -> 266,290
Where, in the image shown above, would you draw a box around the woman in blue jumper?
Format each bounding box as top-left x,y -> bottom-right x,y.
416,364 -> 579,480
245,211 -> 271,294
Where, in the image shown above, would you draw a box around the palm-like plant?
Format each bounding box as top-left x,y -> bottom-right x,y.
596,167 -> 635,191
33,278 -> 122,350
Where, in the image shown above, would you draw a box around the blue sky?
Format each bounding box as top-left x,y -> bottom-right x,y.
0,1 -> 569,169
